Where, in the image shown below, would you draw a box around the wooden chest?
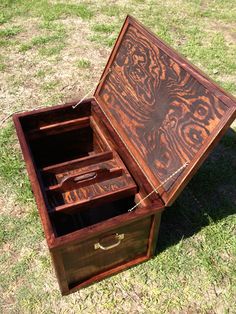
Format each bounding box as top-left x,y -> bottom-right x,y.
13,16 -> 236,295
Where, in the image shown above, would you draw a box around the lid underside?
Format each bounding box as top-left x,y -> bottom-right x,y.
94,15 -> 236,206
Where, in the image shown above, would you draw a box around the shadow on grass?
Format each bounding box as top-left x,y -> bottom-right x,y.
157,127 -> 236,254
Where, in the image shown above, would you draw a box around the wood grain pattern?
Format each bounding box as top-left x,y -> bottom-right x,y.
46,167 -> 124,193
27,116 -> 90,139
45,149 -> 136,210
49,176 -> 136,207
97,24 -> 229,193
13,98 -> 164,295
61,216 -> 151,287
12,15 -> 236,295
41,151 -> 113,174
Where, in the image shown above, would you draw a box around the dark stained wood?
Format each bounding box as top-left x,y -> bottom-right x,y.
91,100 -> 161,204
147,212 -> 162,257
29,126 -> 95,167
43,146 -> 137,213
51,184 -> 138,213
46,167 -> 123,193
12,15 -> 236,295
90,117 -> 113,151
67,255 -> 149,294
13,98 -> 162,295
53,157 -> 119,181
50,251 -> 69,295
27,116 -> 90,139
61,217 -> 151,288
13,114 -> 56,247
41,151 -> 113,174
95,15 -> 236,205
50,201 -> 163,250
20,99 -> 91,130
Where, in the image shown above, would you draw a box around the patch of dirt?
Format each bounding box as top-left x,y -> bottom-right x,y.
0,16 -> 111,123
53,17 -> 111,100
0,186 -> 30,217
207,21 -> 236,44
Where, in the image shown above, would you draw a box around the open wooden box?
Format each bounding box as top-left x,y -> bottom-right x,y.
13,16 -> 236,295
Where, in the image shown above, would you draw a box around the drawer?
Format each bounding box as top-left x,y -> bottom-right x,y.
61,216 -> 152,288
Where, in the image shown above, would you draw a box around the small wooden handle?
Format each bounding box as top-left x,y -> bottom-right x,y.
73,171 -> 98,183
60,167 -> 111,191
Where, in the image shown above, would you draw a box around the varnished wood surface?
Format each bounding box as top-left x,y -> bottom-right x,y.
43,145 -> 137,211
13,95 -> 164,296
51,214 -> 161,294
55,159 -> 120,183
12,15 -> 236,295
51,185 -> 137,213
95,15 -> 236,205
61,216 -> 151,287
97,23 -> 228,190
20,100 -> 91,131
92,101 -> 162,204
55,171 -> 132,205
13,97 -> 164,245
47,167 -> 123,193
67,254 -> 149,294
41,151 -> 113,174
28,116 -> 90,139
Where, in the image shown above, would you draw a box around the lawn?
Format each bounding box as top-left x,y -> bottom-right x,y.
0,0 -> 236,313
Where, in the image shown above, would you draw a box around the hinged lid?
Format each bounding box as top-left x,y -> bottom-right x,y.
94,15 -> 236,206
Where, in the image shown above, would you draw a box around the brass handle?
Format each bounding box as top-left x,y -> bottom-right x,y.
94,233 -> 124,250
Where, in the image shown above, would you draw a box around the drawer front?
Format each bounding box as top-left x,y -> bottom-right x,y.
61,216 -> 152,287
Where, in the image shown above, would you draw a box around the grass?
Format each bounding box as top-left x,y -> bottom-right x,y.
0,0 -> 236,313
0,54 -> 6,71
0,25 -> 22,37
76,58 -> 91,68
89,22 -> 118,47
35,68 -> 52,78
0,63 -> 6,71
19,22 -> 66,54
0,124 -> 33,204
42,80 -> 59,92
0,1 -> 93,24
39,43 -> 65,57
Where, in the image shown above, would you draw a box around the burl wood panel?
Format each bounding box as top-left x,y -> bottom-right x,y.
97,24 -> 229,192
61,216 -> 152,288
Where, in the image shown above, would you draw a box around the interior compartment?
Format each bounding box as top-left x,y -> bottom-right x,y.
28,125 -> 108,167
51,196 -> 137,237
42,158 -> 121,188
18,101 -> 142,240
20,101 -> 91,132
42,155 -> 137,213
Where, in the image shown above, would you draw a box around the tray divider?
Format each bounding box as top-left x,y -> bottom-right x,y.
27,116 -> 90,139
41,151 -> 113,174
46,167 -> 123,193
49,184 -> 137,214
